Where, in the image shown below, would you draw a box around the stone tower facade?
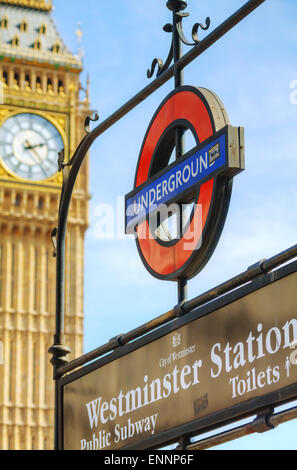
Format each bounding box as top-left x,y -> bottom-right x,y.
0,0 -> 90,450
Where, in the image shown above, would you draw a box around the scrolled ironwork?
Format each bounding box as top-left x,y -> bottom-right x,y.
177,15 -> 211,46
56,113 -> 99,181
147,25 -> 173,79
57,148 -> 65,171
191,17 -> 211,44
147,2 -> 211,79
50,0 -> 267,450
147,58 -> 165,79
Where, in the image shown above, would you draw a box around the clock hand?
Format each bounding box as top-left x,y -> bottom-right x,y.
24,141 -> 45,150
23,139 -> 51,178
30,148 -> 43,163
25,143 -> 45,150
24,139 -> 44,164
25,143 -> 49,178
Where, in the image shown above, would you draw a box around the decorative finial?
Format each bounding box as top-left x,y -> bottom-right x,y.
75,22 -> 84,61
86,73 -> 90,102
166,0 -> 187,12
76,22 -> 83,44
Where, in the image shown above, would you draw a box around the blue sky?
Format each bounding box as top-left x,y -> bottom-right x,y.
53,0 -> 297,450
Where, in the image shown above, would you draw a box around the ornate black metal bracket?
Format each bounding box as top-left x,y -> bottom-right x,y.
147,24 -> 174,78
49,0 -> 267,450
58,148 -> 65,171
84,112 -> 99,134
147,0 -> 210,79
48,343 -> 72,380
177,15 -> 210,46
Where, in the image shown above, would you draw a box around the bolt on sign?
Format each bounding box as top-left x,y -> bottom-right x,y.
61,262 -> 297,450
125,87 -> 244,280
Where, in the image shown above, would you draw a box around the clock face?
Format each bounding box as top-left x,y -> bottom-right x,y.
0,113 -> 64,181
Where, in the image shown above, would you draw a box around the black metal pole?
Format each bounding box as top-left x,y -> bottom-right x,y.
178,277 -> 188,303
170,1 -> 185,160
168,0 -> 185,86
167,0 -> 188,303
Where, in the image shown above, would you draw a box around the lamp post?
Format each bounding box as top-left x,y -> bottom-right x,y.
49,0 -> 266,450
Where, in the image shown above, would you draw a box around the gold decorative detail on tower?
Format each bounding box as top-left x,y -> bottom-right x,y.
0,0 -> 90,450
0,0 -> 52,11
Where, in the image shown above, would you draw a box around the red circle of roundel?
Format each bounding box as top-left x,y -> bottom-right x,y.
134,86 -> 228,281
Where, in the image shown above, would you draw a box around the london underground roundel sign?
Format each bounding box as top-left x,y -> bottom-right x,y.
125,86 -> 245,281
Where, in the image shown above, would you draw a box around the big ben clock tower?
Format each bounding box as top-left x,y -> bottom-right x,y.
0,0 -> 90,450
